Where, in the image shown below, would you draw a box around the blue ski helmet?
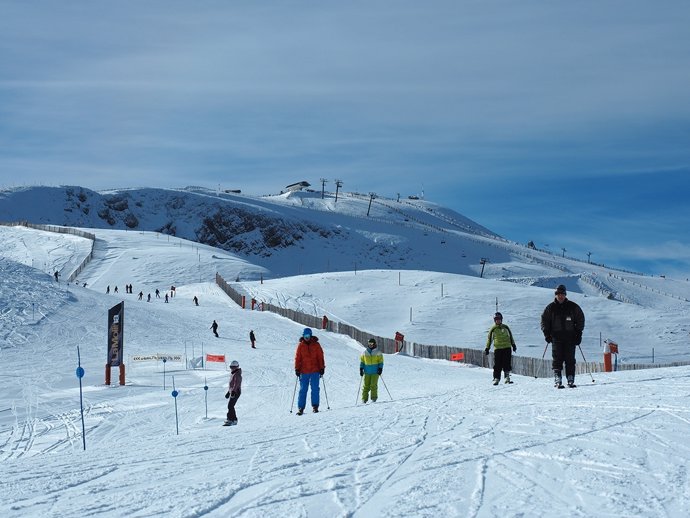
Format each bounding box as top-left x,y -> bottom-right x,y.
303,328 -> 312,338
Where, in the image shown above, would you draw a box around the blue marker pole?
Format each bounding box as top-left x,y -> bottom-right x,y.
204,377 -> 209,419
162,357 -> 167,389
76,346 -> 86,451
171,376 -> 179,435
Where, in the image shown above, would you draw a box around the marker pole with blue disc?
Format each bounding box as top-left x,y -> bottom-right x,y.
76,346 -> 86,451
171,376 -> 179,435
204,377 -> 209,419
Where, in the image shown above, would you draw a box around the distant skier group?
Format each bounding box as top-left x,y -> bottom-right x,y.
100,281 -> 200,307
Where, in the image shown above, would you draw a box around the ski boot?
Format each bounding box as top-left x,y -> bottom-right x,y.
312,405 -> 319,413
554,370 -> 564,389
296,408 -> 304,416
567,376 -> 577,388
492,378 -> 500,386
504,374 -> 513,384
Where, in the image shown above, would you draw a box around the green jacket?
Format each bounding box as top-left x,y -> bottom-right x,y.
486,324 -> 515,350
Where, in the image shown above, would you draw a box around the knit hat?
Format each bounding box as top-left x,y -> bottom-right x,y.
555,284 -> 567,295
303,328 -> 312,338
368,338 -> 377,347
230,360 -> 239,368
494,312 -> 503,320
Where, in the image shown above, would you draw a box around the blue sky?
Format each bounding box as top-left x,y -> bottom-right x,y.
1,1 -> 689,277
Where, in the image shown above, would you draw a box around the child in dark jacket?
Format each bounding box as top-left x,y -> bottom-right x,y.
224,360 -> 242,426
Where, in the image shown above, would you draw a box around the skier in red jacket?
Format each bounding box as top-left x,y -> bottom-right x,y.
294,328 -> 325,415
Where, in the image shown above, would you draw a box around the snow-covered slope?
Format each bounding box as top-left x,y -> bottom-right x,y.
2,226 -> 690,517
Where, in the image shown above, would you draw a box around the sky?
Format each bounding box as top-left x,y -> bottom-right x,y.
1,2 -> 690,276
2,225 -> 690,517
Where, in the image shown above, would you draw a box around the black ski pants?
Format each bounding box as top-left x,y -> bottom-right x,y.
492,348 -> 512,380
552,342 -> 576,378
227,392 -> 240,421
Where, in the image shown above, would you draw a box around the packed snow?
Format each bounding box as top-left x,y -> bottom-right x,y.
1,226 -> 690,517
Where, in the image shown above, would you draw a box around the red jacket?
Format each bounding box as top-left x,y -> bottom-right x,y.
294,336 -> 325,374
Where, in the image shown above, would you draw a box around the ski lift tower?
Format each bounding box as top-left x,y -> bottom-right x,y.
479,258 -> 489,278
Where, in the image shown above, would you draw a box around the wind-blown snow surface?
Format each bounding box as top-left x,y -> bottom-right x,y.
2,228 -> 690,517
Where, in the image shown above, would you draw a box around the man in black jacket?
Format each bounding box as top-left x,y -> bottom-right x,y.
541,284 -> 585,388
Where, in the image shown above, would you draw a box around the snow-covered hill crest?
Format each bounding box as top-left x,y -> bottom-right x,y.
0,185 -> 500,278
2,185 -> 690,309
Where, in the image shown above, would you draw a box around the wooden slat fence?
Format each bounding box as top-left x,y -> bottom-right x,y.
0,221 -> 96,282
214,272 -> 690,378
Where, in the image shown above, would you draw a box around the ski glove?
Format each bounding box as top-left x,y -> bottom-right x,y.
545,335 -> 552,343
225,391 -> 230,399
512,345 -> 517,352
359,368 -> 364,377
484,349 -> 490,355
295,369 -> 300,377
230,391 -> 237,399
377,367 -> 382,375
575,333 -> 582,345
319,369 -> 325,377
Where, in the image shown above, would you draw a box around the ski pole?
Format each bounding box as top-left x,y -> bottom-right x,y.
289,375 -> 299,413
380,375 -> 393,401
577,344 -> 595,382
356,375 -> 362,405
536,342 -> 549,379
321,376 -> 330,409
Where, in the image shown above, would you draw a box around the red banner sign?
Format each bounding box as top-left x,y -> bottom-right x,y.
206,354 -> 226,363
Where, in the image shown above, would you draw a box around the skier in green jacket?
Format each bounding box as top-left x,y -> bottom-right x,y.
485,312 -> 517,385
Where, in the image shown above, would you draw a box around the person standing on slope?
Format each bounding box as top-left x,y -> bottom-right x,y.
211,320 -> 219,338
249,330 -> 256,349
360,338 -> 384,403
541,284 -> 585,388
294,328 -> 325,415
224,360 -> 242,426
485,312 -> 516,385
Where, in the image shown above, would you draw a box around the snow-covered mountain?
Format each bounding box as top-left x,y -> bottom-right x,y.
0,185 -> 501,278
3,185 -> 688,306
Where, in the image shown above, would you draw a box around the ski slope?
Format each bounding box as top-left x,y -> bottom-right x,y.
1,227 -> 690,517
